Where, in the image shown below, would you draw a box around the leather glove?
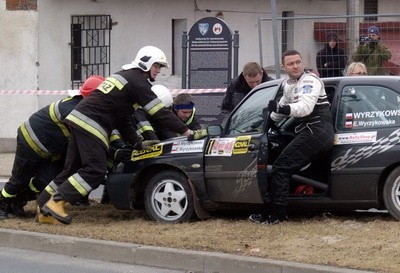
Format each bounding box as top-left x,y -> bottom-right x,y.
187,129 -> 208,141
114,148 -> 133,162
268,100 -> 291,115
140,140 -> 161,150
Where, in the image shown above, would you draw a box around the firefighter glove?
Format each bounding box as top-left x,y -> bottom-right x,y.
140,140 -> 161,150
187,129 -> 208,141
114,149 -> 133,162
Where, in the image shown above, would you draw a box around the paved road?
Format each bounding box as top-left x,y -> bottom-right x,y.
0,247 -> 185,273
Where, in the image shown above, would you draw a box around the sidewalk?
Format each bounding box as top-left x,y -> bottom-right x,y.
0,153 -> 374,273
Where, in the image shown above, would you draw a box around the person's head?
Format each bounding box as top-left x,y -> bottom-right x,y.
122,46 -> 169,82
281,50 -> 304,79
242,62 -> 264,89
68,75 -> 105,98
346,62 -> 368,76
151,84 -> 173,108
173,93 -> 195,122
367,25 -> 380,42
326,32 -> 339,49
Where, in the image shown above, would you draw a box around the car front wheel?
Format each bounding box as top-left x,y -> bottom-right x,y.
144,170 -> 195,223
383,166 -> 400,221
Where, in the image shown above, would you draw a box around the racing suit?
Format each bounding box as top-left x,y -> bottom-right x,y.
267,72 -> 334,212
0,96 -> 82,218
37,69 -> 189,208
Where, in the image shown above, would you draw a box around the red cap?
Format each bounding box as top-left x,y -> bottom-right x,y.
80,75 -> 105,97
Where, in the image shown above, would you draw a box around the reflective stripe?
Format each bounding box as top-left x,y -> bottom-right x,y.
108,74 -> 128,90
49,100 -> 70,138
137,121 -> 154,133
44,181 -> 58,195
20,122 -> 50,158
66,110 -> 109,148
110,129 -> 121,142
67,173 -> 92,196
185,108 -> 196,126
133,103 -> 141,110
29,178 -> 40,193
144,98 -> 164,116
1,188 -> 15,198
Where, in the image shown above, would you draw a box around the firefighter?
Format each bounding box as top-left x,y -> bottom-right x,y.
36,46 -> 193,224
0,75 -> 105,220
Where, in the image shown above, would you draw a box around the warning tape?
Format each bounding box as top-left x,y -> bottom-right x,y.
0,89 -> 226,95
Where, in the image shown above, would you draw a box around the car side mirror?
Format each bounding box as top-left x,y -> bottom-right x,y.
207,125 -> 222,137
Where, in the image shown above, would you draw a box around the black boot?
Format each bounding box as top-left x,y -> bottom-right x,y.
267,204 -> 288,225
100,186 -> 110,204
0,192 -> 9,220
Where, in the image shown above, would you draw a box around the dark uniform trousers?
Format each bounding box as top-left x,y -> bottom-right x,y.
269,117 -> 334,206
37,128 -> 108,207
5,134 -> 64,198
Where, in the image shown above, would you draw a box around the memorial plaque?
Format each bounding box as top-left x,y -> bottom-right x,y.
188,17 -> 232,89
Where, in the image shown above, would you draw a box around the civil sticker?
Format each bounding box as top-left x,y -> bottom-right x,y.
232,135 -> 251,154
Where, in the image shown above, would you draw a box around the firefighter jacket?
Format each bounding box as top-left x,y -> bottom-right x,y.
65,69 -> 189,148
271,72 -> 331,125
134,107 -> 201,141
18,96 -> 83,159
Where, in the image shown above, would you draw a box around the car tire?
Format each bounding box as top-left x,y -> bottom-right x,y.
383,166 -> 400,220
144,170 -> 195,223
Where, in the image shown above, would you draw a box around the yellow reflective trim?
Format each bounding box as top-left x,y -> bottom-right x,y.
110,134 -> 121,142
20,123 -> 49,158
1,188 -> 16,198
148,102 -> 164,116
44,185 -> 56,195
66,115 -> 109,148
49,101 -> 70,138
185,108 -> 196,126
28,178 -> 40,193
138,125 -> 154,133
68,176 -> 89,196
107,77 -> 125,90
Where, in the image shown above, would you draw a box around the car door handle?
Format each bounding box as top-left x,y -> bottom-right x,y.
248,144 -> 257,151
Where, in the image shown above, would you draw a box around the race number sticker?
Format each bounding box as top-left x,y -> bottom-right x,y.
206,138 -> 235,156
97,76 -> 125,94
131,144 -> 163,161
171,140 -> 204,154
334,131 -> 377,145
232,135 -> 251,154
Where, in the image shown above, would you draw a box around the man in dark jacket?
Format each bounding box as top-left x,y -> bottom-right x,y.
0,76 -> 104,220
316,32 -> 347,78
221,62 -> 273,114
36,46 -> 193,224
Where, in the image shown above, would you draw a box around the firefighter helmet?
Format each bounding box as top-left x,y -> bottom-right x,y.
122,46 -> 169,72
151,84 -> 173,108
79,75 -> 105,97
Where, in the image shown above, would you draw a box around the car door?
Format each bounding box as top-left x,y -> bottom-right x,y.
204,83 -> 281,203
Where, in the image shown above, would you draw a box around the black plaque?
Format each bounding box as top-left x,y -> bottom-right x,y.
191,92 -> 226,127
188,17 -> 232,89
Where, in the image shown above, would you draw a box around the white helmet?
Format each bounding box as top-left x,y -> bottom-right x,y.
151,84 -> 173,108
122,46 -> 169,72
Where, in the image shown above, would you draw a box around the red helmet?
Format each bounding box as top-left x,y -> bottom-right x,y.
80,75 -> 105,97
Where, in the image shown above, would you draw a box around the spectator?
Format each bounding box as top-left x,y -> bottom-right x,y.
221,62 -> 274,114
346,62 -> 368,76
352,26 -> 391,75
316,31 -> 347,78
248,50 -> 334,225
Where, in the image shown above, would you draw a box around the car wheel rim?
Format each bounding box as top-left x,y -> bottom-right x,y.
151,179 -> 188,221
391,176 -> 400,211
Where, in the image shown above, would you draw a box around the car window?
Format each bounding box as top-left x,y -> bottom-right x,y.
337,85 -> 400,130
226,85 -> 278,136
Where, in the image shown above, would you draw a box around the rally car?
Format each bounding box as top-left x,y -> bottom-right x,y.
107,76 -> 400,223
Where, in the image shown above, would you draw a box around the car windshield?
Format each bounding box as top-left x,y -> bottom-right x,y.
226,84 -> 279,135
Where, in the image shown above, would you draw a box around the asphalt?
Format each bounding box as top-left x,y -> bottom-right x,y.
0,153 -> 374,273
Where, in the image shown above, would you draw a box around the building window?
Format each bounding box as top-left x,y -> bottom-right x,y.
364,0 -> 378,22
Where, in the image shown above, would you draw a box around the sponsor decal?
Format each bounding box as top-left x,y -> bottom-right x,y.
232,136 -> 251,154
206,138 -> 235,156
334,131 -> 377,145
331,128 -> 400,170
131,144 -> 163,161
171,140 -> 204,154
345,110 -> 399,128
302,85 -> 313,94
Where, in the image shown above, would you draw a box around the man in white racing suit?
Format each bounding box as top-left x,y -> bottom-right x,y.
249,49 -> 334,224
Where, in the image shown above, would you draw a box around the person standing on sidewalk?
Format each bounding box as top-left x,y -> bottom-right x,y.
249,50 -> 334,225
0,76 -> 105,220
36,46 -> 193,225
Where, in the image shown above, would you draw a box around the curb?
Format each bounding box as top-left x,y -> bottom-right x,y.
0,228 -> 374,273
